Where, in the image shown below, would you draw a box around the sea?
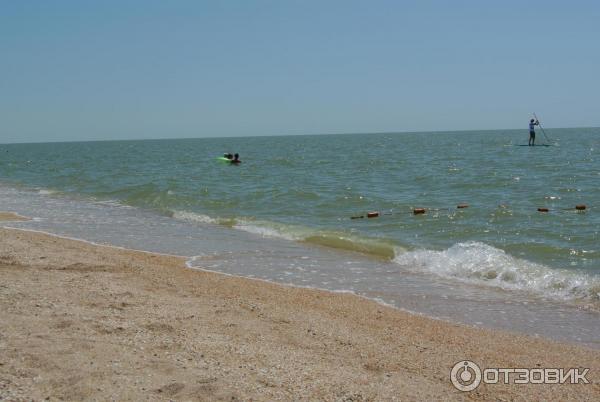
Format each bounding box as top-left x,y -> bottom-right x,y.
1,128 -> 599,348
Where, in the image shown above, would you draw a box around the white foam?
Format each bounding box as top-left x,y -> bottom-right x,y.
172,210 -> 220,225
37,189 -> 56,195
233,220 -> 299,241
393,241 -> 600,301
171,210 -> 301,240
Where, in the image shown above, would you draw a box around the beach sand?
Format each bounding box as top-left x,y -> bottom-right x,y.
1,214 -> 599,400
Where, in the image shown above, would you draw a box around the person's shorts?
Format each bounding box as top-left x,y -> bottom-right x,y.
529,131 -> 535,138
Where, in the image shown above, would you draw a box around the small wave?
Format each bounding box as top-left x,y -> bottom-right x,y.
393,241 -> 600,301
172,210 -> 239,227
172,211 -> 401,258
93,199 -> 131,208
233,219 -> 299,241
38,189 -> 57,195
172,210 -> 223,225
234,218 -> 400,258
303,234 -> 397,259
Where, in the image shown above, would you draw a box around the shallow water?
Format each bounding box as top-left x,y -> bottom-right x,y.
1,129 -> 600,348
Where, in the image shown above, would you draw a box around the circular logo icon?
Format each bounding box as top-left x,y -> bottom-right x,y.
450,360 -> 482,391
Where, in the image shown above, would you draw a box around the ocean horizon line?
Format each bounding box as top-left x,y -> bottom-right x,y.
2,125 -> 598,146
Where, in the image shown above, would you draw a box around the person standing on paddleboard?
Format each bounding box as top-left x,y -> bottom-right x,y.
528,118 -> 539,146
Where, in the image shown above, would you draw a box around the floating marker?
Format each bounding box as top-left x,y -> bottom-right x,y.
349,201 -> 590,220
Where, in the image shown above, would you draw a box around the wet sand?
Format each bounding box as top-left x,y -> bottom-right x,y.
1,213 -> 599,400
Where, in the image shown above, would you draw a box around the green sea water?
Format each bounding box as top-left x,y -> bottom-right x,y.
1,128 -> 599,295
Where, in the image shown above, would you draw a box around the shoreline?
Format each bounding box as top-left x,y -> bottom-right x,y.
10,223 -> 598,345
0,212 -> 30,222
3,183 -> 600,316
1,216 -> 600,399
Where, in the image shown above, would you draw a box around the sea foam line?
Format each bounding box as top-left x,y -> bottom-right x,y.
173,209 -> 600,302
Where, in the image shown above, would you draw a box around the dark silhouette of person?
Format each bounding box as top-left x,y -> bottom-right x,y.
529,118 -> 539,146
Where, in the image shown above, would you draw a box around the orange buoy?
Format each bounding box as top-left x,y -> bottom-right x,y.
575,204 -> 587,210
537,208 -> 549,213
367,211 -> 379,218
457,204 -> 469,209
413,208 -> 426,215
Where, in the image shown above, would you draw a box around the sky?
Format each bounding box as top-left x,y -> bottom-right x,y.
1,0 -> 599,143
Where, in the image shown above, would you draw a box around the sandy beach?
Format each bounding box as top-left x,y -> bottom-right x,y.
1,213 -> 599,401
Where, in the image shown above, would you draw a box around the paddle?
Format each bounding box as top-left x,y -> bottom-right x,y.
533,112 -> 552,144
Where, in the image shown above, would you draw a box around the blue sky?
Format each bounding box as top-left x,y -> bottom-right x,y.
1,0 -> 599,143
